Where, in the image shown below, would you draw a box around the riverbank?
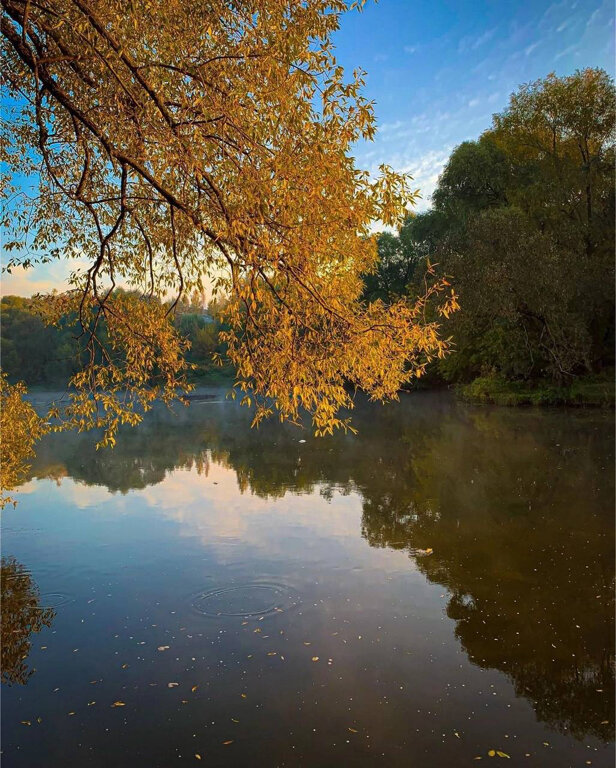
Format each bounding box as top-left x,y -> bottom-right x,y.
458,371 -> 615,407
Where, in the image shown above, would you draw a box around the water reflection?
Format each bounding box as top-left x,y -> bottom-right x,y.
1,556 -> 55,686
25,393 -> 615,741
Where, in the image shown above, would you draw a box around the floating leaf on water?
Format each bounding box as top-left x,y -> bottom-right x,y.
168,683 -> 179,688
223,740 -> 233,745
311,656 -> 319,662
232,718 -> 239,723
488,750 -> 496,757
496,752 -> 510,759
425,548 -> 433,555
195,755 -> 201,761
240,693 -> 247,698
157,646 -> 170,651
348,727 -> 358,733
20,721 -> 31,726
191,685 -> 198,692
267,652 -> 277,656
121,664 -> 129,669
111,701 -> 126,707
303,642 -> 311,646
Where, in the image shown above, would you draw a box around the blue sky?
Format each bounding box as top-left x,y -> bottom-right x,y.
2,0 -> 614,296
333,0 -> 615,208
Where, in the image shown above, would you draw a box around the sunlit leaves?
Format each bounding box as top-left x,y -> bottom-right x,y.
1,0 -> 458,473
0,374 -> 48,507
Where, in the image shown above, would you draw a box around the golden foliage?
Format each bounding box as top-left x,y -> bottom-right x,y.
1,0 -> 458,491
0,375 -> 48,507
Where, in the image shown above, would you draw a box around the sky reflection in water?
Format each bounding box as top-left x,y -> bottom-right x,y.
1,391 -> 614,767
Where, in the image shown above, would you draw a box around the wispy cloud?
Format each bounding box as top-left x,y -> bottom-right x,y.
524,41 -> 540,56
585,8 -> 601,29
1,259 -> 90,297
458,27 -> 496,54
554,42 -> 580,60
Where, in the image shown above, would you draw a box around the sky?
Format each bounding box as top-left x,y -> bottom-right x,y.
2,0 -> 614,297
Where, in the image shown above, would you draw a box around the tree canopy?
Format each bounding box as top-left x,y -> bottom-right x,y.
370,68 -> 615,385
0,0 -> 458,503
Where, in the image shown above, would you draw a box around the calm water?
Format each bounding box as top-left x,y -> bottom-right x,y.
1,390 -> 614,767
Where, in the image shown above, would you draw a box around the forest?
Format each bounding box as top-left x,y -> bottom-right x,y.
2,68 -> 614,405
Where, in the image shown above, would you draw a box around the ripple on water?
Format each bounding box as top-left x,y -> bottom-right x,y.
190,582 -> 299,618
39,592 -> 75,609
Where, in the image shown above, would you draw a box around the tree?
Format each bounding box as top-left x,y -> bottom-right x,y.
1,0 -> 457,499
386,69 -> 614,384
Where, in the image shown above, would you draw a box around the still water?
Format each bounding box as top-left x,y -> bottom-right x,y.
1,390 -> 614,767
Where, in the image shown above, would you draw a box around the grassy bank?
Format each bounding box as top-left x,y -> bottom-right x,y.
459,371 -> 615,407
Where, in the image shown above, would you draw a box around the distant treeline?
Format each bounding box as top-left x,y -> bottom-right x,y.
0,291 -> 231,387
365,68 -> 615,396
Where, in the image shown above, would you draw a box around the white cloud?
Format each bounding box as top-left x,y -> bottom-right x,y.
586,8 -> 600,29
554,42 -> 579,60
458,27 -> 496,54
524,41 -> 539,56
1,258 -> 91,297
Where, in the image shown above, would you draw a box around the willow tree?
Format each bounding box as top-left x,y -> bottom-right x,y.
0,0 -> 457,502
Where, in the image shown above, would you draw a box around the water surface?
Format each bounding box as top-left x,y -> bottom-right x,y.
2,391 -> 614,766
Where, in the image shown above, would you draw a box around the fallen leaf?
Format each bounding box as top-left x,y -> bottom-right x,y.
223,740 -> 233,745
157,646 -> 170,651
21,721 -> 31,726
240,693 -> 247,698
311,656 -> 319,662
348,727 -> 358,733
111,701 -> 126,707
488,750 -> 496,757
425,548 -> 433,555
195,755 -> 201,761
168,683 -> 179,688
496,752 -> 510,759
191,685 -> 198,692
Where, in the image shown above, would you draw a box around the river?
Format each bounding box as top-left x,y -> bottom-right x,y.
1,390 -> 614,766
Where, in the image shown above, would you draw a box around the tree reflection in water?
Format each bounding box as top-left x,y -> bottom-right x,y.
26,393 -> 614,739
1,556 -> 55,686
